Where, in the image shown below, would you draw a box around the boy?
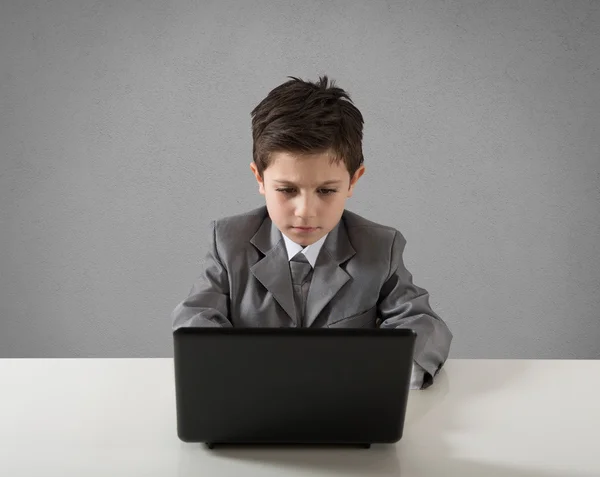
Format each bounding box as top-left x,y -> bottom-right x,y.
171,75 -> 452,389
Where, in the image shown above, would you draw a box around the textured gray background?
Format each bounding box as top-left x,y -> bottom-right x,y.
1,0 -> 599,359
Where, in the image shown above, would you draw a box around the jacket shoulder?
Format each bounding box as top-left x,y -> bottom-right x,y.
342,209 -> 402,241
211,206 -> 268,247
341,210 -> 408,280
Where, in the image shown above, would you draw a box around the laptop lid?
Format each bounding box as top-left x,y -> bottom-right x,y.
173,327 -> 416,446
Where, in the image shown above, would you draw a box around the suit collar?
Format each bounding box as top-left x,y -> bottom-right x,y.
249,213 -> 283,255
249,213 -> 356,327
319,215 -> 356,265
304,218 -> 355,326
249,219 -> 296,323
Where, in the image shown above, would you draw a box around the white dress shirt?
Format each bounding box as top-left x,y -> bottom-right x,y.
281,232 -> 425,390
282,232 -> 328,267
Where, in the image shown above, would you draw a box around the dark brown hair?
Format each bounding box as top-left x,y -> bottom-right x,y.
251,75 -> 364,178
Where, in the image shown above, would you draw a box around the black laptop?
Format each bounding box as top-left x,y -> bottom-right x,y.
173,327 -> 416,449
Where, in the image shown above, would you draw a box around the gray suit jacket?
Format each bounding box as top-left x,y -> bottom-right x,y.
171,206 -> 452,387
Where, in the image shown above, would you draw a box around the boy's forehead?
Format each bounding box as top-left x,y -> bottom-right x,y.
265,165 -> 349,186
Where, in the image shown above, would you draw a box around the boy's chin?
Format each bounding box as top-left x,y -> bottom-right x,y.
291,230 -> 326,246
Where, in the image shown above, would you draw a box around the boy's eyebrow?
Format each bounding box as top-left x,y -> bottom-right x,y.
273,180 -> 342,186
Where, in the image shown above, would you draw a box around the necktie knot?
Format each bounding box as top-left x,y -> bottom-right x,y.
290,252 -> 312,285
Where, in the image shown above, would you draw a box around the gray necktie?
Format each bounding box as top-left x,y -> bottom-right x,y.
289,252 -> 313,326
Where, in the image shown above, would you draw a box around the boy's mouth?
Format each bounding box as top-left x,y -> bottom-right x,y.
292,226 -> 319,232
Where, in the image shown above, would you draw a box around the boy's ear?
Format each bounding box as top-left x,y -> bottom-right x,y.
250,162 -> 266,195
347,165 -> 366,198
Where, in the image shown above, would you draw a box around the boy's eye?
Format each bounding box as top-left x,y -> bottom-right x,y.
275,187 -> 338,195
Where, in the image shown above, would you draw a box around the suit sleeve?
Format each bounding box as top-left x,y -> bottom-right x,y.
378,230 -> 452,388
171,220 -> 233,329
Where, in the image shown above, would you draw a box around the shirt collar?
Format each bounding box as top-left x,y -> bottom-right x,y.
281,232 -> 328,268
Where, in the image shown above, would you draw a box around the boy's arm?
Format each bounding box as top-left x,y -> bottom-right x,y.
378,230 -> 452,389
171,221 -> 232,329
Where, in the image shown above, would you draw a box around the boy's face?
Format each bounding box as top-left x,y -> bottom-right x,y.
250,151 -> 365,246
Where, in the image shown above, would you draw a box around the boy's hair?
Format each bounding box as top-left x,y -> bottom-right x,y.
250,75 -> 364,179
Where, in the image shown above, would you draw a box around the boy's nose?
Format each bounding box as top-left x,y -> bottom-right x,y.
295,195 -> 317,218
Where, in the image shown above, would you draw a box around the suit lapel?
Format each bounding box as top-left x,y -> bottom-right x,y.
250,217 -> 297,325
304,218 -> 356,327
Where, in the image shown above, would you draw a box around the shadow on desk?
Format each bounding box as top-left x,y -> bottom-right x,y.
180,442 -> 402,476
177,360 -> 593,477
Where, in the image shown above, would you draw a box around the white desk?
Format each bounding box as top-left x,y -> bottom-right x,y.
0,359 -> 597,477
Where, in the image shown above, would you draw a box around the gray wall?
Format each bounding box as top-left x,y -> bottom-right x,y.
1,0 -> 599,359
